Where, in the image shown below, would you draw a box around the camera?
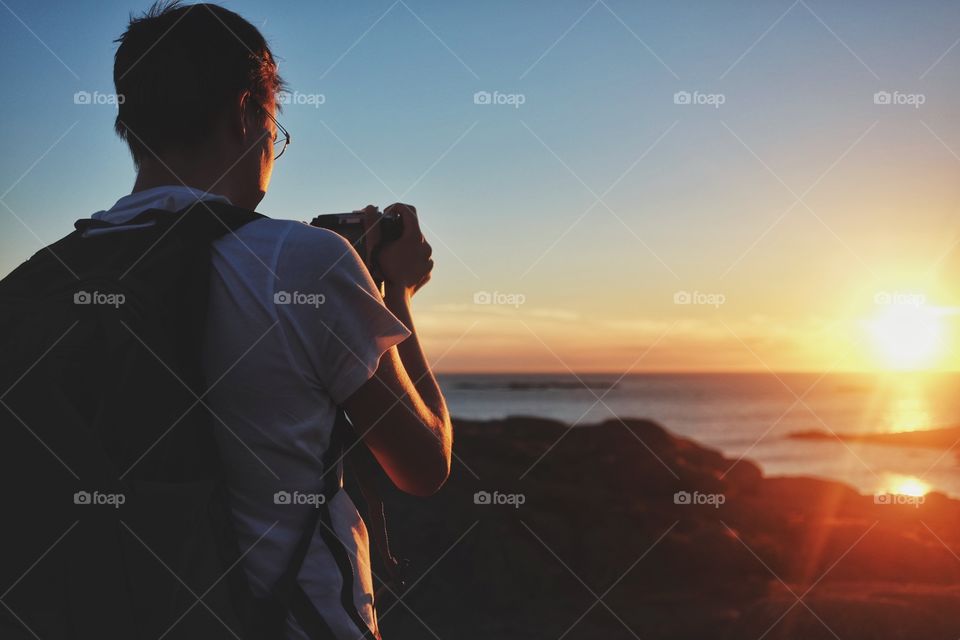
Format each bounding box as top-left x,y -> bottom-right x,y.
310,209 -> 403,281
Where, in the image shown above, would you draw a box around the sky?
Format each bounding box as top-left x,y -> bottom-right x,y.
2,0 -> 960,373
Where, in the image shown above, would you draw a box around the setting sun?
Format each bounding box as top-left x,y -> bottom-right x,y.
867,304 -> 943,371
885,475 -> 931,497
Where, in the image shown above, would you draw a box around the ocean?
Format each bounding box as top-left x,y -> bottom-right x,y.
438,372 -> 960,498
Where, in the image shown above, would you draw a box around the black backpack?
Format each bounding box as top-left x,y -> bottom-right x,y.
0,200 -> 273,639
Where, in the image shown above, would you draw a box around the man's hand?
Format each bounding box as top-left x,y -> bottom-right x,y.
376,203 -> 433,297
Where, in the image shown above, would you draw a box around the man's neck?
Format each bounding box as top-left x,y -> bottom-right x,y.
132,159 -> 234,201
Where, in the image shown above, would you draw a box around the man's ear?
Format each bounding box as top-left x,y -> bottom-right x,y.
231,91 -> 252,141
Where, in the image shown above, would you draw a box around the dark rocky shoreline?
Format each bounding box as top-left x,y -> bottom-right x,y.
372,416 -> 960,639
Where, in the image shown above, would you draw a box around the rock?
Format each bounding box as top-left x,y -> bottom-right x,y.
367,417 -> 960,639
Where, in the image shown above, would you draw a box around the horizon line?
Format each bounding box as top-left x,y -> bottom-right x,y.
433,369 -> 960,375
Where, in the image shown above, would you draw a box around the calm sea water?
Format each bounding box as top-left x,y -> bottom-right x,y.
438,372 -> 960,498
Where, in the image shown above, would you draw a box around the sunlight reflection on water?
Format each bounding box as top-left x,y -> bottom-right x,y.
441,372 -> 960,496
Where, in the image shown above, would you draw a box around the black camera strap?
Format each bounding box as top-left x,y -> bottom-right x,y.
337,410 -> 407,597
274,409 -> 404,640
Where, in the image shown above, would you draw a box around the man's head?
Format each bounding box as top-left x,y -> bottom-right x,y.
114,1 -> 285,209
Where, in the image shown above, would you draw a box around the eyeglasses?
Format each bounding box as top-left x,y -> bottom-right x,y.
255,100 -> 291,160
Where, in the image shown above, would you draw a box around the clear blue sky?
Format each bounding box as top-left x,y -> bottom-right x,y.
2,0 -> 960,371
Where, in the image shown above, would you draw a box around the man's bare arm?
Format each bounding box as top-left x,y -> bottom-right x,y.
383,284 -> 450,429
342,203 -> 452,496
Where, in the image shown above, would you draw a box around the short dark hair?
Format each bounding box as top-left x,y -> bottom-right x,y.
113,1 -> 285,167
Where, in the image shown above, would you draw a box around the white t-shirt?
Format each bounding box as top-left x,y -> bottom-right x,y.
91,186 -> 411,639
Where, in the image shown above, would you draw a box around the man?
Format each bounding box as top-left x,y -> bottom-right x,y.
102,2 -> 451,637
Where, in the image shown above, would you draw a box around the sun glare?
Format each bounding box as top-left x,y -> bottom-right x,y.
885,475 -> 930,497
867,304 -> 942,370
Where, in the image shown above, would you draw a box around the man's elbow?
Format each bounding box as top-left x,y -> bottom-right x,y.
401,439 -> 451,497
403,473 -> 447,497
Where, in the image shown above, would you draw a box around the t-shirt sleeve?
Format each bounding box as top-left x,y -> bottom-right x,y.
273,222 -> 411,404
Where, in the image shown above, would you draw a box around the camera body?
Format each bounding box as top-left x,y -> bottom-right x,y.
309,210 -> 403,280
